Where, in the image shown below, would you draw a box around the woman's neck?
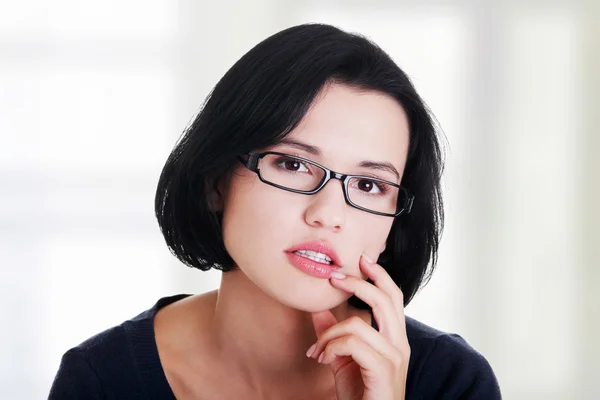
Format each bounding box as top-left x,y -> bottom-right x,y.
206,268 -> 368,396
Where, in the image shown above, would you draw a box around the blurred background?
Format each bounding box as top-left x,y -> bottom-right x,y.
0,0 -> 598,399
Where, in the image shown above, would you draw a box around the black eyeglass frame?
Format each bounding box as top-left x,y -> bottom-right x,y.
237,151 -> 414,218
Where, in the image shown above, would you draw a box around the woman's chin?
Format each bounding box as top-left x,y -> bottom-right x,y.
273,286 -> 352,313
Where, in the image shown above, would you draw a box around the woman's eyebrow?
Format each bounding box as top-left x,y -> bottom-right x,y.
278,138 -> 400,181
358,161 -> 400,181
279,138 -> 321,155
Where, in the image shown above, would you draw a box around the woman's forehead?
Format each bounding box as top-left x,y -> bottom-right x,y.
283,84 -> 410,171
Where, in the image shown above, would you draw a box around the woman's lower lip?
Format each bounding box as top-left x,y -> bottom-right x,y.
285,252 -> 341,278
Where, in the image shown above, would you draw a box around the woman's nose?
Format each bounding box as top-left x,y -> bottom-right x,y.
303,179 -> 347,231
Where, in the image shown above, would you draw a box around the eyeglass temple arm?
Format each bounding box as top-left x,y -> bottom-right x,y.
237,153 -> 260,171
405,195 -> 414,214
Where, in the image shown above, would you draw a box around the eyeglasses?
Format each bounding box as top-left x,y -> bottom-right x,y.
238,151 -> 414,217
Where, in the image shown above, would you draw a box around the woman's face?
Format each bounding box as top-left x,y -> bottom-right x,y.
220,83 -> 410,312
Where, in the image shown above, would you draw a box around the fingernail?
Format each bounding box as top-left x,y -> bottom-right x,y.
318,352 -> 325,363
306,343 -> 317,358
330,271 -> 347,279
362,253 -> 374,264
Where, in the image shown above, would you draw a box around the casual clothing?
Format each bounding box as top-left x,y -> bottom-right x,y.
49,294 -> 502,399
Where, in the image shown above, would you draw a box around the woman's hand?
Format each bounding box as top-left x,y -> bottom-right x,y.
307,254 -> 410,400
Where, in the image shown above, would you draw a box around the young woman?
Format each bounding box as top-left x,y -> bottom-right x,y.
49,23 -> 501,399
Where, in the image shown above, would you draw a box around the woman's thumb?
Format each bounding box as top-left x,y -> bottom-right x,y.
311,310 -> 338,338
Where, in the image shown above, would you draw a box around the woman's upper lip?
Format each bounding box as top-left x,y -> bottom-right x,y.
285,240 -> 342,267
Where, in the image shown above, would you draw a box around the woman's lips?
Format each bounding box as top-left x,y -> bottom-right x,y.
285,240 -> 342,267
285,251 -> 342,279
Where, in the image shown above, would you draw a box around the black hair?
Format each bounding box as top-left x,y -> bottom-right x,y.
155,23 -> 445,308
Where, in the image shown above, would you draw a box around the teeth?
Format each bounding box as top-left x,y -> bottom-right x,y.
294,250 -> 333,264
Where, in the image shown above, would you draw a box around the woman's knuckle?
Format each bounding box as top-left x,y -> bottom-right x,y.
345,335 -> 359,348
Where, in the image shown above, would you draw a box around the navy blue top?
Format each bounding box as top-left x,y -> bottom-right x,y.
49,294 -> 502,399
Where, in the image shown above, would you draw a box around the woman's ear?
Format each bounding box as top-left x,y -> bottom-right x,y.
207,189 -> 223,212
206,177 -> 226,212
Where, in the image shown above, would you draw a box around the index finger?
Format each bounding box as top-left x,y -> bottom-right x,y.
359,254 -> 409,345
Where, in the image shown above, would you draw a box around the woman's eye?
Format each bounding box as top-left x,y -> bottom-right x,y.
355,179 -> 387,194
357,180 -> 378,193
279,158 -> 308,172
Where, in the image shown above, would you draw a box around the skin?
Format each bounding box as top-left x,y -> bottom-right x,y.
154,83 -> 411,399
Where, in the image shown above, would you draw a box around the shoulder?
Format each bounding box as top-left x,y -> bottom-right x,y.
404,316 -> 502,399
48,322 -> 135,399
48,294 -> 190,399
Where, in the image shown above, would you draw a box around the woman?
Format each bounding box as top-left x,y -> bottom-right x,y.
49,23 -> 501,399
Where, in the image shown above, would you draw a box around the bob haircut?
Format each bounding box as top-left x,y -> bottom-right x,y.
155,23 -> 445,310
